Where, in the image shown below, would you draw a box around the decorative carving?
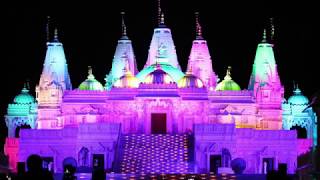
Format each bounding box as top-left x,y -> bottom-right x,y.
78,147 -> 89,167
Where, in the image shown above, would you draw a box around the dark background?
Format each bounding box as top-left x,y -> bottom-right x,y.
1,1 -> 318,150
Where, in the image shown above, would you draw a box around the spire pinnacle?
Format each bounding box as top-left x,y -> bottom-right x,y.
121,11 -> 127,37
158,0 -> 161,25
160,12 -> 165,25
195,12 -> 203,39
270,17 -> 275,45
88,66 -> 92,75
46,16 -> 50,42
53,27 -> 59,42
22,81 -> 29,93
225,66 -> 232,80
261,29 -> 267,43
157,0 -> 166,27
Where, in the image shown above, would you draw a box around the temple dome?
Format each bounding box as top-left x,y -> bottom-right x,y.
14,87 -> 35,104
288,87 -> 309,105
215,66 -> 241,91
78,67 -> 104,91
178,71 -> 204,88
143,64 -> 175,84
136,62 -> 185,83
113,68 -> 139,88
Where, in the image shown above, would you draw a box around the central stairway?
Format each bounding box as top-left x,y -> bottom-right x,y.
114,134 -> 194,174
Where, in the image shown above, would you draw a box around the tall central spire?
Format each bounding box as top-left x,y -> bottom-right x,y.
142,0 -> 180,69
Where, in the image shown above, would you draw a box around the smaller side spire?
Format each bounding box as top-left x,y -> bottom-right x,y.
53,27 -> 59,42
121,11 -> 128,38
195,12 -> 203,40
261,28 -> 267,43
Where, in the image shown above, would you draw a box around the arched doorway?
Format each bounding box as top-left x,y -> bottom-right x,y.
290,126 -> 307,139
63,157 -> 77,175
15,124 -> 31,138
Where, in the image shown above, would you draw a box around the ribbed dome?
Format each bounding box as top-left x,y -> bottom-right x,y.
288,87 -> 309,105
143,64 -> 175,84
14,87 -> 35,104
78,67 -> 104,91
113,68 -> 139,88
215,66 -> 241,91
136,62 -> 185,83
178,71 -> 204,88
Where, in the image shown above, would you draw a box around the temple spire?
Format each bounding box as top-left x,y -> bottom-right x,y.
53,27 -> 59,42
261,28 -> 267,43
121,11 -> 127,38
46,16 -> 50,42
195,12 -> 203,40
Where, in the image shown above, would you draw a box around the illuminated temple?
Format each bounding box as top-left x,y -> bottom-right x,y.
3,5 -> 318,177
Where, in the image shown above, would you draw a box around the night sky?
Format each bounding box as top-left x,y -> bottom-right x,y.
1,1 -> 317,149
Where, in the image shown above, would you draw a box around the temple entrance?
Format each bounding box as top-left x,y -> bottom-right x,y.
15,124 -> 31,138
151,113 -> 167,134
210,155 -> 222,174
262,158 -> 274,174
290,126 -> 307,138
92,154 -> 104,170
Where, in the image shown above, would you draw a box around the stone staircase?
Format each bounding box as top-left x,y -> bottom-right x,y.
114,134 -> 194,174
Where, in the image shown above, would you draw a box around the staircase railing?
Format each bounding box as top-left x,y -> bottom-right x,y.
112,124 -> 122,172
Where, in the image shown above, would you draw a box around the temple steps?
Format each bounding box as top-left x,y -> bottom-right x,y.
115,134 -> 194,174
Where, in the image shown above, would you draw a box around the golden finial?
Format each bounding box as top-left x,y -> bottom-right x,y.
121,12 -> 127,37
88,66 -> 92,75
270,17 -> 275,42
46,16 -> 50,42
195,12 -> 203,39
160,12 -> 165,25
227,66 -> 232,76
53,27 -> 59,42
262,29 -> 267,43
158,0 -> 161,25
